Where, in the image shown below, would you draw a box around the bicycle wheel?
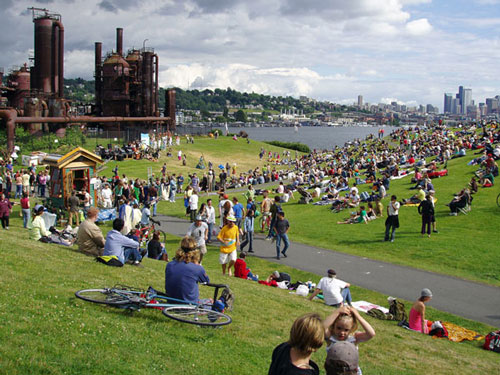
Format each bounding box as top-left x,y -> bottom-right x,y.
162,306 -> 232,327
75,288 -> 132,307
497,193 -> 500,208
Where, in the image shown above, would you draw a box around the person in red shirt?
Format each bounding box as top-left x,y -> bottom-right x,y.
20,192 -> 30,228
234,252 -> 258,281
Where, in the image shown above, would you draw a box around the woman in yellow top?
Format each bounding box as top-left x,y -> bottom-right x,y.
217,215 -> 240,276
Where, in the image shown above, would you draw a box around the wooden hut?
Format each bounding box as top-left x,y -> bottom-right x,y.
43,147 -> 102,209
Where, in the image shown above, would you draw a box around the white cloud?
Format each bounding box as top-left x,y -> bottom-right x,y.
406,18 -> 433,35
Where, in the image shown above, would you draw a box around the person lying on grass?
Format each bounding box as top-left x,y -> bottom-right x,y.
337,206 -> 368,224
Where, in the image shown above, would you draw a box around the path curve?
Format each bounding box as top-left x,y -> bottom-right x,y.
155,214 -> 500,327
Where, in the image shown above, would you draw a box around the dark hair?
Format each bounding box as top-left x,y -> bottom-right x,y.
239,252 -> 247,259
113,218 -> 125,231
277,211 -> 285,217
391,195 -> 397,200
275,196 -> 281,202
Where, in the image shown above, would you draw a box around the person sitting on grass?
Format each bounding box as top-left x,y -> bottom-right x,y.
29,204 -> 74,246
308,269 -> 352,307
401,185 -> 425,205
147,231 -> 168,261
337,206 -> 368,224
268,313 -> 324,375
234,252 -> 258,281
165,236 -> 209,304
77,207 -> 105,257
409,288 -> 433,334
103,218 -> 142,266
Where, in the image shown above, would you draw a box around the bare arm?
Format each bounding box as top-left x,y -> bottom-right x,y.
308,288 -> 321,301
350,307 -> 376,343
323,306 -> 350,338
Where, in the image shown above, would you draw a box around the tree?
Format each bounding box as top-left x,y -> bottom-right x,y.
223,107 -> 229,118
234,109 -> 247,122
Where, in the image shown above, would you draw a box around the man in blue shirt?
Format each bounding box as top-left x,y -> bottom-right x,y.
165,237 -> 210,303
232,197 -> 244,229
104,218 -> 142,265
140,202 -> 151,226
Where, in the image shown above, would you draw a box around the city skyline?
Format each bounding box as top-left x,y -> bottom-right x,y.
1,0 -> 500,110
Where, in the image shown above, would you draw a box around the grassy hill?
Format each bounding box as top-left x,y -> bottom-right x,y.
0,221 -> 499,375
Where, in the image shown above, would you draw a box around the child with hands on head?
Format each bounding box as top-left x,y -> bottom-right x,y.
323,306 -> 375,374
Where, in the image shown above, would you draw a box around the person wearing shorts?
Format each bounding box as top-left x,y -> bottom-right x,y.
217,215 -> 239,276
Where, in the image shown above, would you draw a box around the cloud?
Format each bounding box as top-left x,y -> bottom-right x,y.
406,18 -> 432,35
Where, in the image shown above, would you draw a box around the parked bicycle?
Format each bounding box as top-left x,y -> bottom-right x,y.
130,217 -> 166,248
75,283 -> 233,327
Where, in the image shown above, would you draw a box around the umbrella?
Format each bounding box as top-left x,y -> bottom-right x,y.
218,164 -> 225,169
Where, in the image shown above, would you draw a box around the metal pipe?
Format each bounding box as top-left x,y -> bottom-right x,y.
0,109 -> 17,153
154,54 -> 159,117
95,42 -> 102,115
116,28 -> 123,56
15,116 -> 171,123
53,20 -> 64,97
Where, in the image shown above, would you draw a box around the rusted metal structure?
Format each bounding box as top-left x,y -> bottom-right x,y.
95,28 -> 160,119
0,8 -> 177,153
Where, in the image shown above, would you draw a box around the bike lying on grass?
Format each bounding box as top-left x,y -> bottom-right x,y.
75,283 -> 233,327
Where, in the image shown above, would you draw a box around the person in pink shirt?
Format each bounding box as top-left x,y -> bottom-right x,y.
409,288 -> 433,334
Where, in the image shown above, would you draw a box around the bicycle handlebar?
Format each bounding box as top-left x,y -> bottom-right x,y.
150,218 -> 161,226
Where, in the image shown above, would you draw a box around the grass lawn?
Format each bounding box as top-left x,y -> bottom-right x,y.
0,215 -> 499,375
92,136 -> 294,181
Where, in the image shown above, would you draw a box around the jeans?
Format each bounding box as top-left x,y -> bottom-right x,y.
207,222 -> 215,242
247,270 -> 258,281
169,189 -> 176,202
124,247 -> 142,263
15,185 -> 22,199
1,216 -> 9,229
240,231 -> 253,252
276,233 -> 289,258
152,203 -> 157,216
385,223 -> 396,241
341,287 -> 352,305
40,184 -> 46,198
22,208 -> 31,228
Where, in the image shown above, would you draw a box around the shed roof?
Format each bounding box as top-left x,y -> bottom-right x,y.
45,147 -> 102,168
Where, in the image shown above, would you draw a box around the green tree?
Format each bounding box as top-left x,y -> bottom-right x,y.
234,109 -> 247,122
223,107 -> 229,118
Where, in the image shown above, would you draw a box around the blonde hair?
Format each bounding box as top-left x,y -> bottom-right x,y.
331,313 -> 358,336
289,313 -> 324,355
174,236 -> 200,264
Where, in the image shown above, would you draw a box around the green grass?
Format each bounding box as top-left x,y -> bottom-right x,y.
156,146 -> 500,286
0,217 -> 499,375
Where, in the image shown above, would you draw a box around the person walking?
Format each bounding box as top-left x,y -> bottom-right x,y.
206,198 -> 216,243
274,211 -> 290,259
418,194 -> 434,238
68,190 -> 81,227
384,195 -> 400,242
240,209 -> 255,253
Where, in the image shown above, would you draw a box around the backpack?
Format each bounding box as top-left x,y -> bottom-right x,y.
220,287 -> 234,311
95,255 -> 123,267
367,308 -> 393,320
389,299 -> 407,322
483,330 -> 500,353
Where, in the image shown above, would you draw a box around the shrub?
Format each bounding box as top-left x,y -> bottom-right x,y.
265,141 -> 310,153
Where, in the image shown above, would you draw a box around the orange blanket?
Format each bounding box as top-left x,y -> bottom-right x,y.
435,321 -> 484,342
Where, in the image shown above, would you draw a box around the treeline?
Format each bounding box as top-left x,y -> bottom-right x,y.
265,141 -> 311,154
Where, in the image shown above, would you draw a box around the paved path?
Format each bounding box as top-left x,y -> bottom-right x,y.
155,215 -> 500,327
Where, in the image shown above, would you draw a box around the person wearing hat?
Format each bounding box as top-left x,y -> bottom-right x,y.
186,215 -> 208,262
409,288 -> 433,334
165,236 -> 209,304
308,269 -> 352,307
324,341 -> 359,375
217,214 -> 239,276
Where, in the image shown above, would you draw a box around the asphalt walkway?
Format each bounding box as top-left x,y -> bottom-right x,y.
155,214 -> 500,327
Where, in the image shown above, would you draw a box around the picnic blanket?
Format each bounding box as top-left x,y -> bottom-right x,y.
352,300 -> 389,314
403,198 -> 438,207
438,322 -> 484,342
96,208 -> 117,223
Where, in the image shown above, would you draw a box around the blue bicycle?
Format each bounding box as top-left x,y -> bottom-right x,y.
75,283 -> 233,327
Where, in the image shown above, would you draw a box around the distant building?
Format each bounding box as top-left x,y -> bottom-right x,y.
444,93 -> 453,113
357,95 -> 363,107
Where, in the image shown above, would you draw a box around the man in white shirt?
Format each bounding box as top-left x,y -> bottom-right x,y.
206,198 -> 216,243
188,190 -> 199,222
101,184 -> 113,208
186,215 -> 208,262
308,269 -> 352,307
385,195 -> 400,242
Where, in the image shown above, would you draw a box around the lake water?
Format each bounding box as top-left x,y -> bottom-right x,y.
225,126 -> 392,150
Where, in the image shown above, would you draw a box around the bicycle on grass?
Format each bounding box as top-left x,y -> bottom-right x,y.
75,283 -> 232,327
497,192 -> 500,207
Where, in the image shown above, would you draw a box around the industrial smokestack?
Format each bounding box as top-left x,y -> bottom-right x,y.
116,28 -> 123,56
95,42 -> 102,115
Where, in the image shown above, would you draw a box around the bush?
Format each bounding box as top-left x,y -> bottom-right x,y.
265,141 -> 310,153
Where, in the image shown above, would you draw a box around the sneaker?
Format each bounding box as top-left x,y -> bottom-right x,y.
5,227 -> 9,230
281,251 -> 287,258
390,239 -> 394,242
276,256 -> 280,260
133,260 -> 141,266
248,249 -> 254,253
433,230 -> 439,233
265,237 -> 271,241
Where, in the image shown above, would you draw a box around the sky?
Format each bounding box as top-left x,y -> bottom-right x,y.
1,0 -> 500,110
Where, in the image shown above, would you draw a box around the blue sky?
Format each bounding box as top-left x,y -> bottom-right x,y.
1,0 -> 500,110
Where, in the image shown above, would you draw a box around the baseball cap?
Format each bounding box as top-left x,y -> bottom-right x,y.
421,288 -> 433,298
226,215 -> 236,222
324,342 -> 359,375
327,269 -> 336,276
34,204 -> 45,212
195,215 -> 203,221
